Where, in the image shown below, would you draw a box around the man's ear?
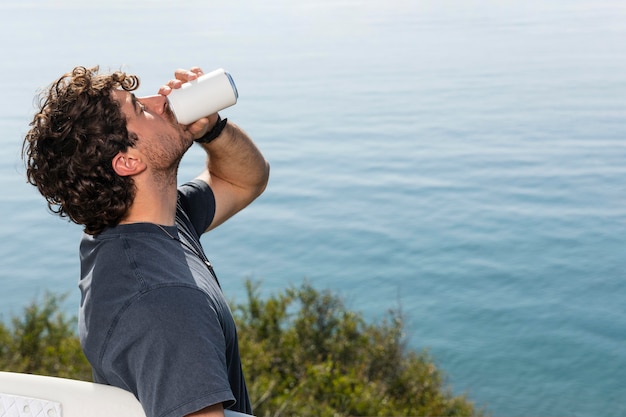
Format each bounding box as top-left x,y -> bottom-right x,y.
112,151 -> 146,177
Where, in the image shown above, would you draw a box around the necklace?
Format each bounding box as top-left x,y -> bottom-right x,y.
155,224 -> 221,288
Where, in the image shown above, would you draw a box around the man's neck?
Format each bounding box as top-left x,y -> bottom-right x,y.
120,172 -> 179,226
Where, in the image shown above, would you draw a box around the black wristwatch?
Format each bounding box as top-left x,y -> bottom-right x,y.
195,115 -> 228,144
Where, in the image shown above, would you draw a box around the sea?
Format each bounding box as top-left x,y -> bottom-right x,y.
0,0 -> 624,416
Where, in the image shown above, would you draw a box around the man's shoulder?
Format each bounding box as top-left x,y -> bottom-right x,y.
177,178 -> 212,200
79,224 -> 196,295
177,179 -> 216,235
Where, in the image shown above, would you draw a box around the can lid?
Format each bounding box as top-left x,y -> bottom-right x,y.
225,72 -> 239,100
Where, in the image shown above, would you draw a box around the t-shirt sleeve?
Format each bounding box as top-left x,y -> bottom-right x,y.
99,286 -> 236,417
177,179 -> 216,236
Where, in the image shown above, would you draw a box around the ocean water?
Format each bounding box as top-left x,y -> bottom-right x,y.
1,0 -> 625,416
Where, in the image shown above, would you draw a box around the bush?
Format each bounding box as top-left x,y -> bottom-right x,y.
234,280 -> 483,417
0,292 -> 92,381
0,284 -> 484,416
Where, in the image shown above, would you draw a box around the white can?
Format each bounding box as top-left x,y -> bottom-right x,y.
166,68 -> 238,125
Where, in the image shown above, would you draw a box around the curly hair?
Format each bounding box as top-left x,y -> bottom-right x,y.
23,66 -> 140,235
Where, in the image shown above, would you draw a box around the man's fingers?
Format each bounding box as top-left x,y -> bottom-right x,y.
174,67 -> 203,82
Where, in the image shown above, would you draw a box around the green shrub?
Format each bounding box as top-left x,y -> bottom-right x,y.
0,283 -> 485,416
234,280 -> 483,417
0,292 -> 92,381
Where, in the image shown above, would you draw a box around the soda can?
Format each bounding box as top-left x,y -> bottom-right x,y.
167,68 -> 238,125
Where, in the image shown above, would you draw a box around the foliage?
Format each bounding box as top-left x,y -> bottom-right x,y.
0,284 -> 484,417
0,292 -> 92,381
234,280 -> 483,417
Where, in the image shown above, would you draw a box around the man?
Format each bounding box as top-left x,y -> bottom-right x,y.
22,65 -> 270,417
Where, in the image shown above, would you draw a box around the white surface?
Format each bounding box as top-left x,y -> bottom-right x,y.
0,372 -> 251,417
0,372 -> 144,417
0,393 -> 61,417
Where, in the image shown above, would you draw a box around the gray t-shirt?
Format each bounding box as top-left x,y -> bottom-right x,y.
78,179 -> 251,417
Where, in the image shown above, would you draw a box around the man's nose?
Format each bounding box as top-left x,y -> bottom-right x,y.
140,95 -> 167,114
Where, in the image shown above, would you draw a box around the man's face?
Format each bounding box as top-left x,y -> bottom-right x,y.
112,89 -> 193,171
